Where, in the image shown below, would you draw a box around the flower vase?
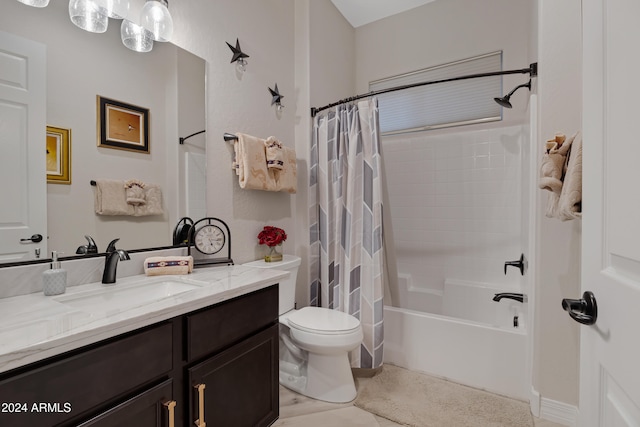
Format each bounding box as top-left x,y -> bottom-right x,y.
265,244 -> 283,262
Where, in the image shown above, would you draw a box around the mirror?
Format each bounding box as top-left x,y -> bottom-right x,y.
0,0 -> 206,265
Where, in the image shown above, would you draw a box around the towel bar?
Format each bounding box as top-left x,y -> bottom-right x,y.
223,133 -> 238,142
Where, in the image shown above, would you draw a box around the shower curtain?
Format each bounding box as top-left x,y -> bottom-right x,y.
309,98 -> 385,369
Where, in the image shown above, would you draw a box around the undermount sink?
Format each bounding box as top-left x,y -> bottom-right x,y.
53,278 -> 206,313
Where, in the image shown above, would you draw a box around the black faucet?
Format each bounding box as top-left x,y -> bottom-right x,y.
492,292 -> 525,303
102,238 -> 130,284
76,235 -> 98,255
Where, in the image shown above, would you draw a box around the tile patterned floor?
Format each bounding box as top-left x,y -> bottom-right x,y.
274,377 -> 566,427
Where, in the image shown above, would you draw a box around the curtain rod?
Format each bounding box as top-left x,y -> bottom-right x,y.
310,63 -> 538,117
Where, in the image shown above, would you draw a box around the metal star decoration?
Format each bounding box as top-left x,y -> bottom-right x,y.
268,83 -> 284,106
225,38 -> 249,64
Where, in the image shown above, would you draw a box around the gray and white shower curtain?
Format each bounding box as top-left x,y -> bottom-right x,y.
309,98 -> 385,369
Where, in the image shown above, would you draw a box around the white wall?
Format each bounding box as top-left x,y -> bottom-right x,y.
534,0 -> 582,410
384,126 -> 526,312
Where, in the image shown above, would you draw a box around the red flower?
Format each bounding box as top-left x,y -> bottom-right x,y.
257,226 -> 287,247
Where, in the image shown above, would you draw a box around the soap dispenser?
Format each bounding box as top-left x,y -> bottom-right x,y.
43,251 -> 67,296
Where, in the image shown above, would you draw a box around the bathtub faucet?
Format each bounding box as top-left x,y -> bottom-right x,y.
492,293 -> 525,303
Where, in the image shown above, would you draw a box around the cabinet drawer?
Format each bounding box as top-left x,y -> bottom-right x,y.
186,284 -> 278,362
77,379 -> 173,427
0,322 -> 173,427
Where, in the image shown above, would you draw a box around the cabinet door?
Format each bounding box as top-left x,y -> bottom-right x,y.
76,379 -> 175,427
188,324 -> 278,427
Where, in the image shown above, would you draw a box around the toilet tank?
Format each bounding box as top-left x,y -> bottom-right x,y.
242,255 -> 301,316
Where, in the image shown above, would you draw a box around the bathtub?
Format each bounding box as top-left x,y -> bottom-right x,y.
383,278 -> 528,400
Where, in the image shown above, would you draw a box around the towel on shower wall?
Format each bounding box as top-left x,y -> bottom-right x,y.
94,179 -> 135,216
557,131 -> 582,220
265,137 -> 284,170
234,133 -> 278,191
273,145 -> 297,193
144,256 -> 193,276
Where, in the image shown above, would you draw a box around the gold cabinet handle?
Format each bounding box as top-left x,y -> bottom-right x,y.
163,400 -> 176,427
194,383 -> 206,427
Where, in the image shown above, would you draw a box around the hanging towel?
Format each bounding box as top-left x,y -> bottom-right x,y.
124,179 -> 146,206
265,136 -> 284,170
234,133 -> 278,191
557,131 -> 582,220
133,184 -> 164,216
539,133 -> 574,195
274,145 -> 297,193
144,256 -> 193,276
94,179 -> 163,216
94,179 -> 135,216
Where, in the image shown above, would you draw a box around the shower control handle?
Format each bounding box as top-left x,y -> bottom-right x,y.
504,253 -> 526,275
561,291 -> 597,325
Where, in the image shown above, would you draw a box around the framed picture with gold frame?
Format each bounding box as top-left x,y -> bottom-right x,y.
97,95 -> 149,153
46,126 -> 71,184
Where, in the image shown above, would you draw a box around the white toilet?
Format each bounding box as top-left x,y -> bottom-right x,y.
243,255 -> 363,403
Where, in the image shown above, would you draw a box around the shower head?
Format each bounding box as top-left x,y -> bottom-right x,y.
494,80 -> 532,108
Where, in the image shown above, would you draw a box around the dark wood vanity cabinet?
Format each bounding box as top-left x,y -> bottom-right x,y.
0,284 -> 279,427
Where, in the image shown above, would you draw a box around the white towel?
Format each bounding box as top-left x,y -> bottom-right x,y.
273,145 -> 297,193
94,179 -> 134,216
557,131 -> 582,220
265,136 -> 284,170
133,184 -> 164,216
94,179 -> 163,216
234,133 -> 278,191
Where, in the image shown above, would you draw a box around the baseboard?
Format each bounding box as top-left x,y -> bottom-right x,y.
530,387 -> 541,417
539,396 -> 579,426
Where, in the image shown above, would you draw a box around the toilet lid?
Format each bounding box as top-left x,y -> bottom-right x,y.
287,307 -> 360,335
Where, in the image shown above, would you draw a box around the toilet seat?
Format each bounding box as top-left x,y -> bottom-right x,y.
287,307 -> 360,335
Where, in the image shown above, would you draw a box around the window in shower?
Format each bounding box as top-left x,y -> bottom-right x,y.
370,51 -> 503,135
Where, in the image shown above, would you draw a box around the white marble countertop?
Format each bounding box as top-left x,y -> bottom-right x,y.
0,265 -> 288,375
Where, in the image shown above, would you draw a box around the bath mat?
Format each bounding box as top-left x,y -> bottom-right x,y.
354,364 -> 533,427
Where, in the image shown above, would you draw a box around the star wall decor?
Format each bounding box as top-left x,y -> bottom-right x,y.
269,83 -> 284,107
225,38 -> 249,65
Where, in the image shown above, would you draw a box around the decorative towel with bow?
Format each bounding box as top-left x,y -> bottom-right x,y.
538,131 -> 582,220
94,179 -> 164,216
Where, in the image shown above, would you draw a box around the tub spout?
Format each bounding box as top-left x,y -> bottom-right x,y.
492,292 -> 525,303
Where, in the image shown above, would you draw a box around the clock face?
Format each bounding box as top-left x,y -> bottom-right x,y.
194,224 -> 225,255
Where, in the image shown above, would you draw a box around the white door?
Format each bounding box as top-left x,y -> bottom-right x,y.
579,0 -> 640,425
0,30 -> 47,262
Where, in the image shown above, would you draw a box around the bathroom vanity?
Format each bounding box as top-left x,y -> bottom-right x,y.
0,266 -> 285,427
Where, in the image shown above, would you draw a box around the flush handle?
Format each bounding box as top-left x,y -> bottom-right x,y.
562,291 -> 598,325
20,234 -> 43,243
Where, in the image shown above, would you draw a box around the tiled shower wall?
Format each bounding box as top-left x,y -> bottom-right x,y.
383,125 -> 526,313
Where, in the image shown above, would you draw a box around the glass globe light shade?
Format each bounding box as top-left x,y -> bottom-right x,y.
69,0 -> 108,34
139,0 -> 173,42
121,19 -> 154,53
16,0 -> 50,7
94,0 -> 128,19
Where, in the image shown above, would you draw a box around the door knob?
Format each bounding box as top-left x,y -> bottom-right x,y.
562,291 -> 597,325
20,234 -> 43,243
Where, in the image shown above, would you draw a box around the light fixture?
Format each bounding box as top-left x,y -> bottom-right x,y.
69,0 -> 109,34
16,0 -> 50,7
139,0 -> 174,42
226,39 -> 249,72
121,19 -> 154,53
94,0 -> 127,19
269,84 -> 284,112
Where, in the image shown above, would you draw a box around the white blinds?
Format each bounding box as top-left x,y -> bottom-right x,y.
370,52 -> 503,134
